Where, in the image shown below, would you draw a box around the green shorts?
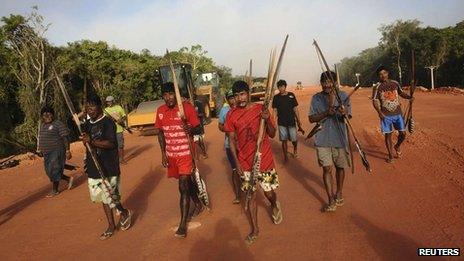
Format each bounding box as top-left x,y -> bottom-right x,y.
241,169 -> 279,192
316,147 -> 349,168
88,176 -> 121,208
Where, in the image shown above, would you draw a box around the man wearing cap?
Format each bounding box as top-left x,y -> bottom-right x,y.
218,90 -> 240,204
224,80 -> 282,245
154,82 -> 204,238
104,96 -> 127,164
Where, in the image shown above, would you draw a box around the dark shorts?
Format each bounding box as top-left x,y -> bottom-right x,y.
225,147 -> 237,170
380,114 -> 405,134
43,148 -> 65,182
116,132 -> 124,149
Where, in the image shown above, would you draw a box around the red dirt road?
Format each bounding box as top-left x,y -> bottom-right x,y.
1,88 -> 463,260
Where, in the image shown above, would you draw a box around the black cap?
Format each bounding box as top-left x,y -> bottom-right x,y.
162,82 -> 175,94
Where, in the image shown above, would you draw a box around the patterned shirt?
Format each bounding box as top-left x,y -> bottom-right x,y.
374,80 -> 403,116
309,91 -> 351,148
38,120 -> 70,153
224,103 -> 275,172
155,102 -> 200,158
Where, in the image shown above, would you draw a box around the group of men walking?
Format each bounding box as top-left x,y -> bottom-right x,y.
37,65 -> 412,244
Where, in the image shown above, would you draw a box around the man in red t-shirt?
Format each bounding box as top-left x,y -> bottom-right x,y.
224,80 -> 282,245
154,82 -> 203,238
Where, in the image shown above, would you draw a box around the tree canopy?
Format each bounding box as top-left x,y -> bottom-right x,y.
339,19 -> 464,88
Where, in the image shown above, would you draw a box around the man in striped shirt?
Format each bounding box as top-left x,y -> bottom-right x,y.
154,82 -> 203,238
37,106 -> 74,197
224,81 -> 282,245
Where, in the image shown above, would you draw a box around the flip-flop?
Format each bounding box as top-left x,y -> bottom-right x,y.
245,234 -> 258,245
335,198 -> 344,207
324,202 -> 337,212
272,201 -> 283,224
174,229 -> 187,238
119,210 -> 133,231
99,230 -> 114,240
46,191 -> 59,198
386,158 -> 393,163
232,198 -> 240,204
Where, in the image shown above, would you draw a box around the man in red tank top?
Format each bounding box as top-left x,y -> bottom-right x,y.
154,82 -> 203,238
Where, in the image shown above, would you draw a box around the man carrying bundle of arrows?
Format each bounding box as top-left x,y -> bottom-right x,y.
309,71 -> 351,212
372,66 -> 413,163
81,95 -> 133,240
154,82 -> 204,238
224,80 -> 282,245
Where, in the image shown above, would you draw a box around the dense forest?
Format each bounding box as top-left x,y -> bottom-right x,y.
0,8 -> 235,157
1,9 -> 463,157
339,19 -> 464,88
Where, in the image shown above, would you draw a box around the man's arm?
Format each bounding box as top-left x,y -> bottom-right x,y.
227,131 -> 242,175
371,86 -> 384,118
397,86 -> 413,100
293,106 -> 302,126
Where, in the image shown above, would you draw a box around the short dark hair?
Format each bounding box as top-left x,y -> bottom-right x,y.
87,94 -> 102,107
277,79 -> 287,87
162,82 -> 175,94
232,80 -> 249,94
40,106 -> 55,115
376,65 -> 389,75
320,71 -> 337,83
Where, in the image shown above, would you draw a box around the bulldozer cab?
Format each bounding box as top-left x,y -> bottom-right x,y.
158,63 -> 195,101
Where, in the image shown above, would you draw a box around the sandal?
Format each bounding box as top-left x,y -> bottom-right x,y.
324,202 -> 337,212
99,229 -> 114,240
232,198 -> 240,204
119,210 -> 133,231
174,228 -> 187,238
335,198 -> 344,207
245,234 -> 258,245
46,191 -> 59,198
386,158 -> 393,163
272,201 -> 283,224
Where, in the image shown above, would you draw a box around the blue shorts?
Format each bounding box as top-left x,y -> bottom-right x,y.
278,125 -> 297,142
381,114 -> 406,134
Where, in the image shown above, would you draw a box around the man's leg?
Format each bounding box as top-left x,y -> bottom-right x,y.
322,166 -> 335,206
232,169 -> 241,203
394,131 -> 406,157
263,190 -> 277,209
384,133 -> 393,162
335,167 -> 345,201
199,136 -> 207,158
281,140 -> 289,163
176,176 -> 191,237
101,204 -> 116,235
118,134 -> 127,164
245,191 -> 259,244
292,141 -> 298,157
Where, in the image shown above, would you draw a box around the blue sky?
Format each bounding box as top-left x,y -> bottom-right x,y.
1,0 -> 463,84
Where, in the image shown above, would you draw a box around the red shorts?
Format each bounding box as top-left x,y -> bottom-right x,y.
167,156 -> 193,179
